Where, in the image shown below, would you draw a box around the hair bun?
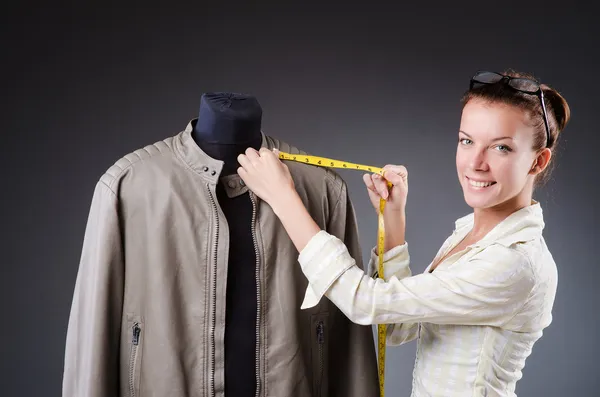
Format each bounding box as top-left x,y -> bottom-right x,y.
542,85 -> 571,133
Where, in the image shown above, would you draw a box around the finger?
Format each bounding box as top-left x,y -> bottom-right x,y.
261,147 -> 281,163
382,171 -> 404,186
363,173 -> 377,192
383,164 -> 407,178
364,175 -> 383,205
255,147 -> 278,166
372,174 -> 389,199
237,166 -> 247,180
366,187 -> 382,206
272,148 -> 280,156
382,165 -> 407,186
237,153 -> 253,170
245,147 -> 260,161
372,173 -> 389,190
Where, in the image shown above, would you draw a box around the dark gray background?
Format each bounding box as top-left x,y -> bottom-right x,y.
2,1 -> 598,396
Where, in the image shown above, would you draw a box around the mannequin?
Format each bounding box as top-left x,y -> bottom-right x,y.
63,91 -> 379,396
192,92 -> 262,397
192,92 -> 262,175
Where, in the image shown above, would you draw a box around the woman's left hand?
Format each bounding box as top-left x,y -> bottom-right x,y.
237,148 -> 296,209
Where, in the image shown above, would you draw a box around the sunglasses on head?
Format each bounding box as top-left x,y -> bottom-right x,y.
469,71 -> 552,148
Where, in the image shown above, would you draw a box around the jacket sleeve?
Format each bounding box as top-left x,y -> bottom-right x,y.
298,231 -> 535,329
62,180 -> 124,397
320,181 -> 380,397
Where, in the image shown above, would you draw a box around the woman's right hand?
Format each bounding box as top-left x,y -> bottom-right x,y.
362,165 -> 408,214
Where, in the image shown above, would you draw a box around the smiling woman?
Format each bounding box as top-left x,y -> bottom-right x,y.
236,69 -> 571,397
456,101 -> 549,212
462,70 -> 571,187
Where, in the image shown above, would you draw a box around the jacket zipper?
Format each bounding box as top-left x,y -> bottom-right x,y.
249,193 -> 262,397
316,320 -> 325,397
129,322 -> 141,397
207,184 -> 219,397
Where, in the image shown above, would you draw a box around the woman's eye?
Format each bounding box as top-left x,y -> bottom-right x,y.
459,138 -> 472,145
496,144 -> 512,153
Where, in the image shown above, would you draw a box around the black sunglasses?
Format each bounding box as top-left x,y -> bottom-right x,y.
469,71 -> 552,148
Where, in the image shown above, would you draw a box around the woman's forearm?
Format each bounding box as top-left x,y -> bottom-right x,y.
271,190 -> 321,253
271,189 -> 407,254
384,210 -> 406,251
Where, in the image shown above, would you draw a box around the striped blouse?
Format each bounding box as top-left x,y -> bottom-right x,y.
298,202 -> 557,397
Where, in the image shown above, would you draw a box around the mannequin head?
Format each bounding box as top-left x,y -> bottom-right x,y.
194,92 -> 263,145
192,92 -> 263,175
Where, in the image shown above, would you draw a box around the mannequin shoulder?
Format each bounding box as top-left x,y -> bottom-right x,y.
265,135 -> 346,192
99,135 -> 177,191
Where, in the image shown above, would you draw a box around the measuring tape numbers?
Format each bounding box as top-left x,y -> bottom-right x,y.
278,151 -> 389,397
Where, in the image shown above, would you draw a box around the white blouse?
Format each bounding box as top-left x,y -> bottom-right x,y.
298,202 -> 557,397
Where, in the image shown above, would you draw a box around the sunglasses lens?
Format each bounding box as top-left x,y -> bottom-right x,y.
473,71 -> 503,84
509,78 -> 539,93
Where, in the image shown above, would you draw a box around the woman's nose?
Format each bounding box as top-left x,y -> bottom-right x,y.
469,149 -> 489,171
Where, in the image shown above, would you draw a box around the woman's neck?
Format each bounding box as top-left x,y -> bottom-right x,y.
471,193 -> 533,239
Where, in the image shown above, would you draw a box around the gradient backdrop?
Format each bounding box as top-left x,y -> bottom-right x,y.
3,2 -> 598,396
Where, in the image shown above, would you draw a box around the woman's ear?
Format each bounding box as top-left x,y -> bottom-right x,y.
530,148 -> 552,175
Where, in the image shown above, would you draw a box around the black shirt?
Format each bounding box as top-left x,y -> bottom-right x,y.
216,181 -> 257,397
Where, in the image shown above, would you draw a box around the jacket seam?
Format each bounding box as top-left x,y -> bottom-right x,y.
102,147 -> 173,190
328,178 -> 346,224
99,179 -> 117,197
323,169 -> 344,192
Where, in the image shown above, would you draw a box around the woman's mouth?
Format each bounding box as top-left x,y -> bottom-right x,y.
466,177 -> 497,189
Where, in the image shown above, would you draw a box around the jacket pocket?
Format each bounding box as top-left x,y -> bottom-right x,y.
128,316 -> 144,397
311,313 -> 329,397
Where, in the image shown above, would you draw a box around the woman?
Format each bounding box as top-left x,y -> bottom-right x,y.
237,70 -> 570,396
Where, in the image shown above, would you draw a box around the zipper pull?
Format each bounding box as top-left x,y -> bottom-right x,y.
316,321 -> 325,344
132,323 -> 141,345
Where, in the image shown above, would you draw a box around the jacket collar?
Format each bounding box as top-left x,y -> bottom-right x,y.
454,200 -> 545,249
174,119 -> 270,184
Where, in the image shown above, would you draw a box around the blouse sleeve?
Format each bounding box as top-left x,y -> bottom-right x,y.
298,231 -> 535,329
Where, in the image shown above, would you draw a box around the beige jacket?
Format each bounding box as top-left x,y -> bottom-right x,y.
62,120 -> 379,397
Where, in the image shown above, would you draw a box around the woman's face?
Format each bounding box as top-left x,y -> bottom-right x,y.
456,99 -> 541,211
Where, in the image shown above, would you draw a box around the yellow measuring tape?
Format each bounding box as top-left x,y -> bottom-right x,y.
278,151 -> 389,397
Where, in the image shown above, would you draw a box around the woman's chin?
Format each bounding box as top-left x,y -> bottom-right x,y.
463,192 -> 499,210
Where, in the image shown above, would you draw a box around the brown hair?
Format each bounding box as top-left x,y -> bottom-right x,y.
461,69 -> 571,186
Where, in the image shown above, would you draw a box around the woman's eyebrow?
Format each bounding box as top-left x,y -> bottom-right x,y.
459,131 -> 514,141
